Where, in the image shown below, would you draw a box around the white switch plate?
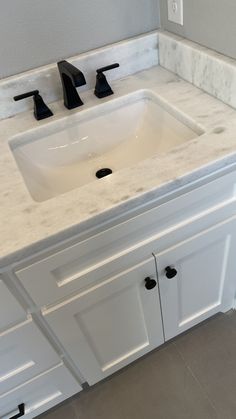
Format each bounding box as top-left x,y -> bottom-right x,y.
167,0 -> 183,25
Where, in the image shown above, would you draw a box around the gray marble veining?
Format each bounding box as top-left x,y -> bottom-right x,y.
2,64 -> 236,269
0,32 -> 158,120
159,30 -> 236,110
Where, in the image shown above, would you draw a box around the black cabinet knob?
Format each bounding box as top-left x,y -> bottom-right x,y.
165,266 -> 178,279
144,277 -> 157,290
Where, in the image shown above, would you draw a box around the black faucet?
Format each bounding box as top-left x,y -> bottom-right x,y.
57,60 -> 86,109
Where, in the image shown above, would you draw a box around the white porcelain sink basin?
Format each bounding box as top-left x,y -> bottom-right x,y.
9,90 -> 204,202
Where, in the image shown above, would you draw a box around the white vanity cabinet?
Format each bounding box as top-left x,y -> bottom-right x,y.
5,170 -> 236,402
44,258 -> 164,385
15,170 -> 236,309
155,217 -> 236,340
43,207 -> 236,385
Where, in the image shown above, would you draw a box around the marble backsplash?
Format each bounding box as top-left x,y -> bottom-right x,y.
3,29 -> 236,122
0,31 -> 158,120
159,30 -> 236,110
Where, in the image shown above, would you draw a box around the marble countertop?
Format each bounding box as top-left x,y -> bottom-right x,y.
2,65 -> 236,268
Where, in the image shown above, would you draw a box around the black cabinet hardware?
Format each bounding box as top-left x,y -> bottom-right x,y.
94,63 -> 120,98
14,90 -> 53,120
144,277 -> 157,290
57,61 -> 86,109
9,403 -> 25,419
165,266 -> 178,279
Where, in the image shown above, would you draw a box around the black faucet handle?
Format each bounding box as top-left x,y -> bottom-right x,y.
14,90 -> 40,101
94,63 -> 120,99
14,90 -> 53,121
96,63 -> 120,74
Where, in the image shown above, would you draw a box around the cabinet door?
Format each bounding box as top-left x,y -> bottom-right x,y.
155,218 -> 236,340
44,258 -> 164,385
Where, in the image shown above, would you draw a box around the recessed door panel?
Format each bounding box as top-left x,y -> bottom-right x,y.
44,258 -> 164,384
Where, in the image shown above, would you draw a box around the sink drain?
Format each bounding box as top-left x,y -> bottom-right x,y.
96,168 -> 113,179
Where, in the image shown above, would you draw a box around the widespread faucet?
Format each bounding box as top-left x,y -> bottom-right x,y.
57,60 -> 86,109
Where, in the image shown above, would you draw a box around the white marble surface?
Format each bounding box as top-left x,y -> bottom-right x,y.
2,65 -> 236,268
159,30 -> 236,110
0,31 -> 158,120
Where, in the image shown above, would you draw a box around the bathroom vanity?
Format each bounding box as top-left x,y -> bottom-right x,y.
14,170 -> 236,386
2,165 -> 236,418
2,31 -> 236,418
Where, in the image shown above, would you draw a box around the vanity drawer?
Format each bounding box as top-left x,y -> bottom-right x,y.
0,317 -> 60,395
0,363 -> 82,419
0,278 -> 26,331
15,171 -> 236,308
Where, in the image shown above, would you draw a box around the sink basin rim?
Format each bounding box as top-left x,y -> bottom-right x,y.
9,88 -> 205,151
8,88 -> 206,202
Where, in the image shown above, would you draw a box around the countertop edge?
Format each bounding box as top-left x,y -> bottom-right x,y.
2,156 -> 236,271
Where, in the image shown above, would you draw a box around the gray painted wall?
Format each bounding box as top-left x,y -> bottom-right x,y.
0,0 -> 160,79
160,0 -> 236,59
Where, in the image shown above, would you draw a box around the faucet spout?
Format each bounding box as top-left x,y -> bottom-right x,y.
57,60 -> 86,109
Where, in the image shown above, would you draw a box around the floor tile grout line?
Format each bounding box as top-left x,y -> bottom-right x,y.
173,342 -> 220,417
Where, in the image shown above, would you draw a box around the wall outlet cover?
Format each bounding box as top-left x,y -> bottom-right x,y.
167,0 -> 183,26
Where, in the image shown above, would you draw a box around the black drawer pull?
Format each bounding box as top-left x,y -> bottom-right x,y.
10,404 -> 25,419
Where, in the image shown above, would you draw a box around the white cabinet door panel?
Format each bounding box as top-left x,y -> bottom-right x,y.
156,218 -> 236,340
0,318 -> 59,395
44,258 -> 164,385
0,364 -> 82,419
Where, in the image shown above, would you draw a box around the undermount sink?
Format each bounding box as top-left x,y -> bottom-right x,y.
9,89 -> 204,202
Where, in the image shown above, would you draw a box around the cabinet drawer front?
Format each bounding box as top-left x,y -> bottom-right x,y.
155,218 -> 236,340
0,363 -> 82,419
15,171 -> 236,307
44,258 -> 164,385
0,279 -> 26,331
0,319 -> 59,395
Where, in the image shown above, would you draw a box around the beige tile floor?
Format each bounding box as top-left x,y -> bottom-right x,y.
39,311 -> 236,419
